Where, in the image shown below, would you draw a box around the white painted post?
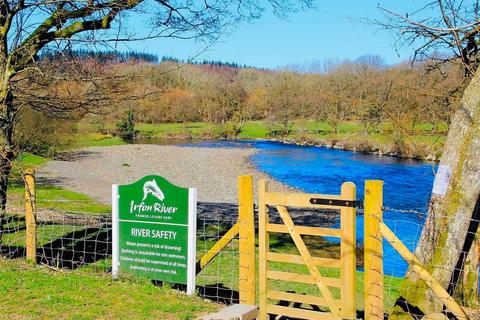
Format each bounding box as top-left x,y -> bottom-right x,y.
112,184 -> 120,278
187,188 -> 197,295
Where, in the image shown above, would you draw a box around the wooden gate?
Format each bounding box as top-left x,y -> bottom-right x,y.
258,179 -> 357,320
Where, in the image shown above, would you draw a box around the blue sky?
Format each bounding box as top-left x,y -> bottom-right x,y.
122,1 -> 425,69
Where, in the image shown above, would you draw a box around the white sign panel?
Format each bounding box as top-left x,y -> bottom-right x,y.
432,165 -> 452,197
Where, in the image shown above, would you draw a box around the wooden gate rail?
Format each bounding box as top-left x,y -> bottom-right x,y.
364,180 -> 469,320
258,179 -> 357,320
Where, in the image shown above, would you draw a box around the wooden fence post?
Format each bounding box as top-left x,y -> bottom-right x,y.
340,182 -> 357,319
364,180 -> 384,320
238,175 -> 256,305
24,169 -> 36,263
258,179 -> 269,320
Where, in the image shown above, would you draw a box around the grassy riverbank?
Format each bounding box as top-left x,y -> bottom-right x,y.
81,119 -> 447,160
135,120 -> 448,142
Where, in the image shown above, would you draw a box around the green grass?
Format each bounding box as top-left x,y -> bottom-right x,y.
1,216 -> 404,316
77,119 -> 447,159
76,133 -> 126,147
14,153 -> 49,168
237,121 -> 271,139
2,151 -> 108,253
8,183 -> 110,215
0,259 -> 218,320
36,185 -> 110,214
7,152 -> 110,215
136,122 -> 214,139
11,151 -> 109,214
133,120 -> 447,142
2,218 -> 404,315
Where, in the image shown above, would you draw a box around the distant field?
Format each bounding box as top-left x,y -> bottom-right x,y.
135,120 -> 444,134
134,120 -> 448,146
76,133 -> 126,148
72,120 -> 448,161
128,120 -> 447,160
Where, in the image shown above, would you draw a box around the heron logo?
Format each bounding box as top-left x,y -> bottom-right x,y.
142,179 -> 165,202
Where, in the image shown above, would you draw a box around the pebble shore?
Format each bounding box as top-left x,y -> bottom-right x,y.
39,144 -> 291,204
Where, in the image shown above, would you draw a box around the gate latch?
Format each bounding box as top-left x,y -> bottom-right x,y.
309,198 -> 359,208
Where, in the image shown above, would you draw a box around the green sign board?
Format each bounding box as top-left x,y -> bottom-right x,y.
112,175 -> 197,294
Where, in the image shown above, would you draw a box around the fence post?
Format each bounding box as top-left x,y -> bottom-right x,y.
258,179 -> 269,320
340,182 -> 356,319
238,175 -> 256,305
24,169 -> 36,263
364,180 -> 384,320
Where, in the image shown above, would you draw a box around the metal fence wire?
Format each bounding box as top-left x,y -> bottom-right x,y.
0,192 -> 247,303
1,174 -> 479,319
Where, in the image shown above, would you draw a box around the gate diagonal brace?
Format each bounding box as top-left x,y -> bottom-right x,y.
276,205 -> 343,320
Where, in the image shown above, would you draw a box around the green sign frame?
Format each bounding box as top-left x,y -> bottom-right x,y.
112,175 -> 197,295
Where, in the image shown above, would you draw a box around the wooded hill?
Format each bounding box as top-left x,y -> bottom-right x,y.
19,53 -> 465,159
99,55 -> 463,134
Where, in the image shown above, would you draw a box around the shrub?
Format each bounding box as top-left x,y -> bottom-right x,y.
14,109 -> 77,157
116,109 -> 138,140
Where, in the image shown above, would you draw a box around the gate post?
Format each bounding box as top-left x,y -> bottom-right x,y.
24,169 -> 37,263
341,182 -> 357,319
258,179 -> 269,320
238,175 -> 256,305
364,180 -> 384,320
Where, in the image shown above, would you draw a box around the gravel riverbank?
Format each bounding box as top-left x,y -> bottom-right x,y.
39,144 -> 291,205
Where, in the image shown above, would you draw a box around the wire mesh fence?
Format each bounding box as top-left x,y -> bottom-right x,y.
363,179 -> 480,320
1,171 -> 479,320
379,213 -> 480,318
196,215 -> 240,304
0,183 -> 247,303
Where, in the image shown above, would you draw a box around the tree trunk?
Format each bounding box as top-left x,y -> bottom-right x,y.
0,80 -> 15,246
391,71 -> 480,318
0,155 -> 13,244
461,238 -> 479,308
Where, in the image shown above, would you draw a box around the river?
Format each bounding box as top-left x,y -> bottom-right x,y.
141,139 -> 436,277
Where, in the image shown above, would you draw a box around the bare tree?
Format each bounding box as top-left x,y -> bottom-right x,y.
0,0 -> 312,243
352,57 -> 390,134
267,72 -> 299,135
379,1 -> 480,317
322,64 -> 355,134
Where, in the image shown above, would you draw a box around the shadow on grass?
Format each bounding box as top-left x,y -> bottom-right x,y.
0,226 -> 111,269
38,226 -> 111,269
158,281 -> 240,305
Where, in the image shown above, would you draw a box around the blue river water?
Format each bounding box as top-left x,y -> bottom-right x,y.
178,139 -> 436,277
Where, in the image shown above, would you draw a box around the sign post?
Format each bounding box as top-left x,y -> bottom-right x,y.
112,175 -> 197,295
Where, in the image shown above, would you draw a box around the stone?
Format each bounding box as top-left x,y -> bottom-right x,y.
200,304 -> 259,320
